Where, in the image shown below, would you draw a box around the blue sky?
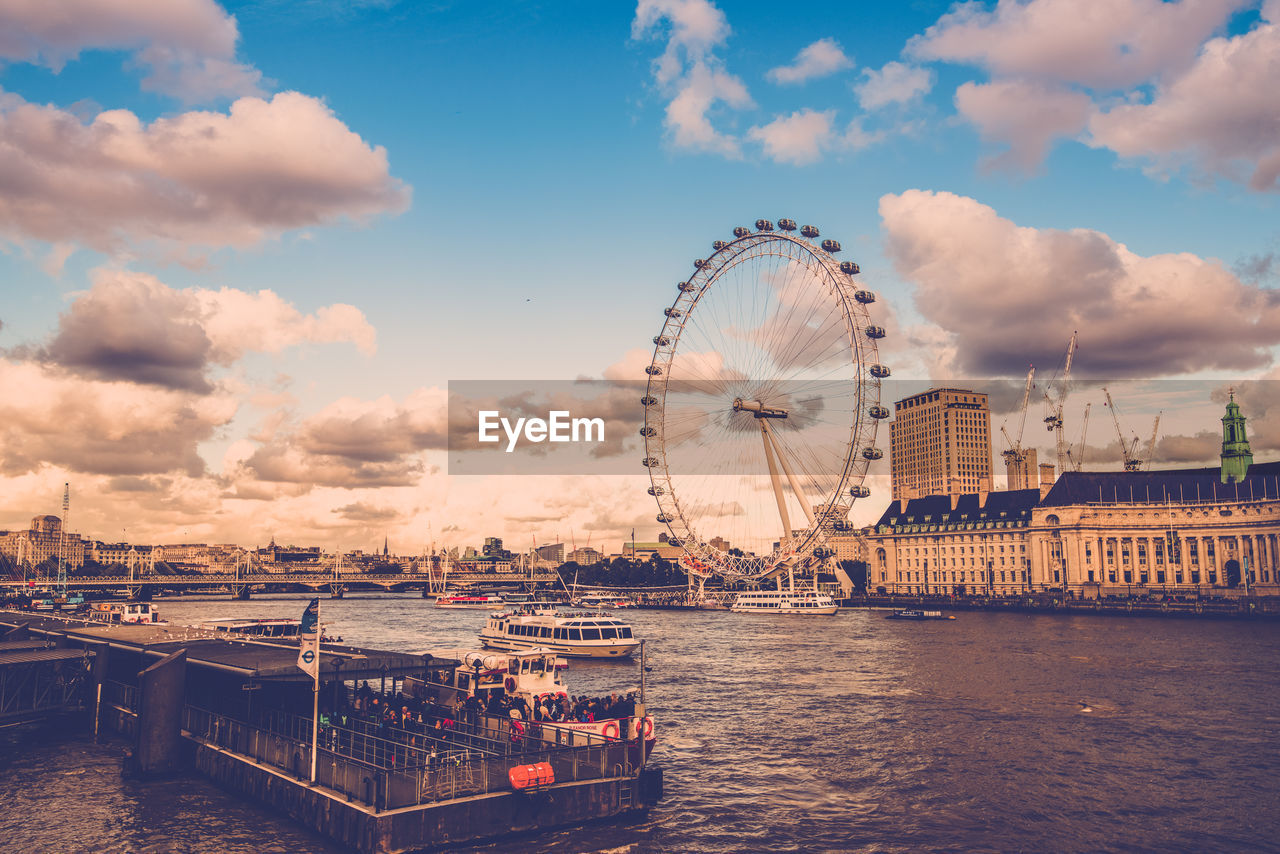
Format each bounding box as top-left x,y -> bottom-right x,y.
1,0 -> 1278,553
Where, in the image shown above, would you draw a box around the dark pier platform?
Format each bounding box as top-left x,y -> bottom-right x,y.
0,611 -> 662,853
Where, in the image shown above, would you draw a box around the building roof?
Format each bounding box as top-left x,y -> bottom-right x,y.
876,488 -> 1041,527
1040,460 -> 1280,506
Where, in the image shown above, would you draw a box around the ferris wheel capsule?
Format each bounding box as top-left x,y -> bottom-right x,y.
862,447 -> 883,460
869,405 -> 890,419
850,485 -> 871,498
693,258 -> 707,269
645,365 -> 662,375
865,325 -> 886,339
642,457 -> 659,467
664,307 -> 682,318
640,426 -> 656,437
679,281 -> 697,292
800,224 -> 819,238
755,219 -> 774,232
777,218 -> 797,231
641,395 -> 658,405
712,240 -> 728,250
854,290 -> 875,304
821,239 -> 842,253
648,486 -> 665,496
840,261 -> 860,275
653,335 -> 670,346
870,364 -> 890,379
733,226 -> 750,238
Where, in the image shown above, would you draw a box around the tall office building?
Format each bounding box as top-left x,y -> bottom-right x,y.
890,388 -> 993,501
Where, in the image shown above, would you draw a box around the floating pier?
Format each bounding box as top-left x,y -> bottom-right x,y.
0,611 -> 662,853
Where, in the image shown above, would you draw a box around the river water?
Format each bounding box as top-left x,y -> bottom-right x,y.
3,594 -> 1279,853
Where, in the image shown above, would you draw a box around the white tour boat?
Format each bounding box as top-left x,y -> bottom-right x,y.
479,610 -> 641,658
730,589 -> 839,614
435,593 -> 506,609
412,648 -> 655,753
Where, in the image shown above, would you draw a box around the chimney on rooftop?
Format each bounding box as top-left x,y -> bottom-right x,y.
1039,463 -> 1055,499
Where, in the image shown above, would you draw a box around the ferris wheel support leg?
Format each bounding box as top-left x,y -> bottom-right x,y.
760,423 -> 793,551
760,419 -> 817,528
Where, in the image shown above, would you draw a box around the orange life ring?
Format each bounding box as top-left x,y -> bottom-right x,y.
642,717 -> 654,739
504,677 -> 516,692
602,721 -> 619,739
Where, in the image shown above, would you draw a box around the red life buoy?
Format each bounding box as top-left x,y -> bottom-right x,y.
602,721 -> 619,739
642,717 -> 654,739
504,677 -> 516,692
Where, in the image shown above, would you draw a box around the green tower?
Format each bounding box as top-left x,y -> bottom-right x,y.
1220,390 -> 1253,484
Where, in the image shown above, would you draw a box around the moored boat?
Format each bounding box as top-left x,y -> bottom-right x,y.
730,589 -> 839,614
480,609 -> 641,658
885,609 -> 955,621
413,648 -> 655,752
436,593 -> 506,609
87,601 -> 162,624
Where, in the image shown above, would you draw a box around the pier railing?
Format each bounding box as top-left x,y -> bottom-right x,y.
182,704 -> 640,811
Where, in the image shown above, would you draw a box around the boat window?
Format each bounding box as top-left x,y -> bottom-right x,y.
620,627 -> 633,638
540,627 -> 551,638
554,628 -> 565,640
581,628 -> 601,640
568,629 -> 582,641
600,627 -> 618,639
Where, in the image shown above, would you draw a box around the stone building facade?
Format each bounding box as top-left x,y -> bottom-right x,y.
867,398 -> 1280,598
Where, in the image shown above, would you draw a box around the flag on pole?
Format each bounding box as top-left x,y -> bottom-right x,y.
297,597 -> 320,680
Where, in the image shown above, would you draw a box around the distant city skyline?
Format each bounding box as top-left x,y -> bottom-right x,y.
1,0 -> 1279,553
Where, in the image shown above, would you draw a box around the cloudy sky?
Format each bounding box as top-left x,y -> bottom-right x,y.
1,0 -> 1278,555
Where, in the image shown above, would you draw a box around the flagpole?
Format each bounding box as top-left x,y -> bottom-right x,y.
310,647 -> 319,784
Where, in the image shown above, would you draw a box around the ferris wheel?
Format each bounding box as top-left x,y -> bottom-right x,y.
641,218 -> 889,582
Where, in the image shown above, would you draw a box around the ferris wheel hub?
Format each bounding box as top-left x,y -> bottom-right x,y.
732,398 -> 789,419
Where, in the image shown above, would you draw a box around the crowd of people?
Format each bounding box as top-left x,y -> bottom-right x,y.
314,677 -> 641,763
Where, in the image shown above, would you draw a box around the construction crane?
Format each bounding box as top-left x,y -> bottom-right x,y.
1142,413 -> 1161,471
1102,388 -> 1143,472
1064,403 -> 1091,472
1000,365 -> 1036,488
1042,331 -> 1078,476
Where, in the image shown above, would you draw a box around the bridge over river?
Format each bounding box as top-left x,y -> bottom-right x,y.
0,568 -> 560,599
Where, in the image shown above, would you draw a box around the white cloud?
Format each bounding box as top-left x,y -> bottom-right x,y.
0,359 -> 237,477
0,90 -> 410,256
0,0 -> 263,100
748,109 -> 835,165
955,79 -> 1093,170
855,61 -> 934,110
664,61 -> 753,156
908,0 -> 1245,90
633,0 -> 753,157
24,270 -> 376,391
879,189 -> 1280,376
766,38 -> 852,85
1088,17 -> 1280,191
633,0 -> 730,84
